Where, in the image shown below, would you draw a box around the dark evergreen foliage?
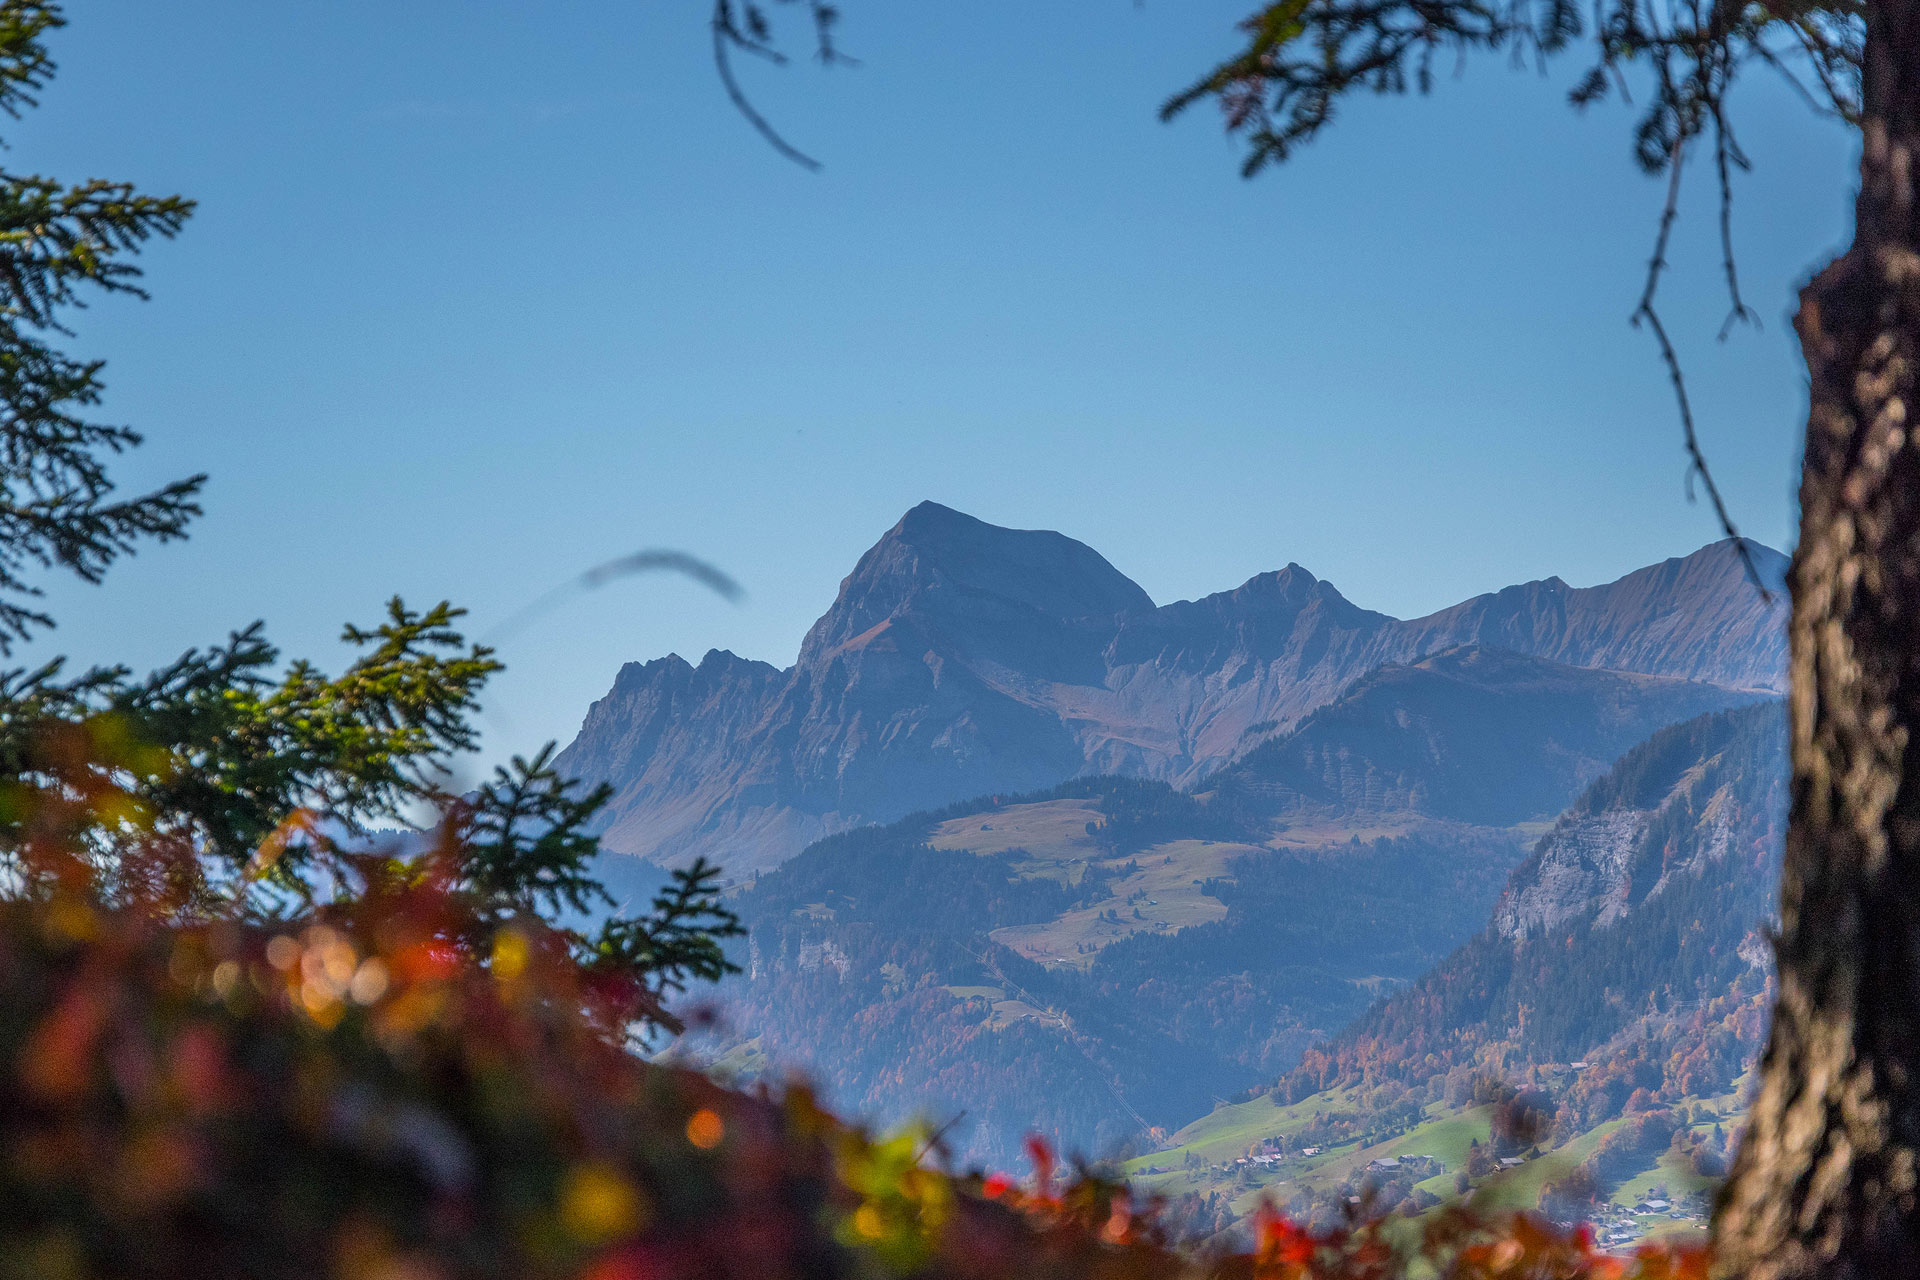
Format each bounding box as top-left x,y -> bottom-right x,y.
0,5 -> 741,1028
0,3 -> 203,651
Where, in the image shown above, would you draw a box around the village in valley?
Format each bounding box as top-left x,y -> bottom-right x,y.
1121,1067 -> 1736,1252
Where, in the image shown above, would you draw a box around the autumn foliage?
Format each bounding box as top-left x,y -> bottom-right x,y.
0,745 -> 1714,1280
0,5 -> 1722,1271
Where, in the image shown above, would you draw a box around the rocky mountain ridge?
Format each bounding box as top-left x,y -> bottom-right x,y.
1285,700 -> 1788,1101
558,503 -> 1788,871
1214,645 -> 1766,826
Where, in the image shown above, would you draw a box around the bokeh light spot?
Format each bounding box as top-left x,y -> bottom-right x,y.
559,1162 -> 646,1243
686,1108 -> 724,1150
265,935 -> 299,970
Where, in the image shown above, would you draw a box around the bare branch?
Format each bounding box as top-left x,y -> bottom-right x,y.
1783,13 -> 1863,122
1160,0 -> 1855,607
1751,39 -> 1846,120
710,0 -> 823,171
1632,135 -> 1772,602
1712,101 -> 1759,339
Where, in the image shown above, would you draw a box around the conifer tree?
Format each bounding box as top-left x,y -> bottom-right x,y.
0,1 -> 742,1039
0,3 -> 202,652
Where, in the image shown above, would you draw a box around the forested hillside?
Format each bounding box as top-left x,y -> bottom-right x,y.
680,669 -> 1770,1166
1284,701 -> 1786,1108
1212,646 -> 1762,825
688,779 -> 1528,1166
1113,704 -> 1786,1243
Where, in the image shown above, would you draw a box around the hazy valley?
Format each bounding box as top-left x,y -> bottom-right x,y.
547,505 -> 1791,1247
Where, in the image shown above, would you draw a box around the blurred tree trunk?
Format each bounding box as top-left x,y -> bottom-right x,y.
1714,2 -> 1920,1274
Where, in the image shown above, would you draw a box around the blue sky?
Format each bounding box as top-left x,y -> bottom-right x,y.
22,2 -> 1852,776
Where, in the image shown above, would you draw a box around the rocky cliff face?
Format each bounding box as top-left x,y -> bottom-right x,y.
1489,810 -> 1649,938
556,503 -> 1789,871
1491,703 -> 1786,940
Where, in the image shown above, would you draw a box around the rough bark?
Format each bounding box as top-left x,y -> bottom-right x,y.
1713,1 -> 1920,1274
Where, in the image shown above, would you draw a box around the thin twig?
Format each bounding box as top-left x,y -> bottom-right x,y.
1712,102 -> 1759,339
1750,40 -> 1844,120
1786,19 -> 1863,122
1632,135 -> 1773,602
712,0 -> 823,172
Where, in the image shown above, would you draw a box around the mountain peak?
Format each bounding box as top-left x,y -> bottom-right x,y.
1205,563 -> 1383,631
892,499 -> 989,540
1675,537 -> 1790,591
879,503 -> 1148,608
800,504 -> 1156,662
1240,563 -> 1317,591
564,519 -> 1791,870
611,652 -> 692,688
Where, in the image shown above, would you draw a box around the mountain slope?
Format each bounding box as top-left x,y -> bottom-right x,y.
562,504 -> 1154,871
1284,700 -> 1786,1102
694,779 -> 1529,1167
558,504 -> 1787,871
1212,646 -> 1766,826
1109,703 -> 1786,1238
1094,539 -> 1785,786
681,671 -> 1773,1165
1394,539 -> 1788,693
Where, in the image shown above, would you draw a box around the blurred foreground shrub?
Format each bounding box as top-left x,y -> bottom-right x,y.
0,2 -> 1722,1273
0,741 -> 1712,1280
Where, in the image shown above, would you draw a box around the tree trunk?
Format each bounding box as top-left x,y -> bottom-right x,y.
1713,2 -> 1920,1275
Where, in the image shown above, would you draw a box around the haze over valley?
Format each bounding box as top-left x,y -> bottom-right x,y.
551,503 -> 1789,1240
